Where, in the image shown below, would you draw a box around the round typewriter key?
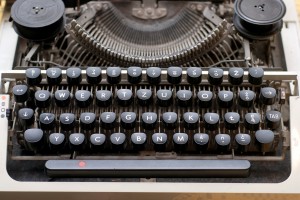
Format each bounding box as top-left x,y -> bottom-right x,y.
86,67 -> 102,84
173,133 -> 188,151
265,110 -> 281,129
215,134 -> 231,152
239,90 -> 255,108
167,66 -> 182,84
34,90 -> 51,108
106,67 -> 121,84
152,133 -> 167,152
248,67 -> 264,85
244,113 -> 260,131
255,130 -> 274,152
235,133 -> 251,152
197,91 -> 213,108
131,132 -> 147,150
100,112 -> 116,130
116,89 -> 133,107
127,66 -> 142,84
208,68 -> 223,85
75,90 -> 92,108
39,113 -> 56,130
183,112 -> 199,130
260,87 -> 276,105
26,68 -> 42,86
80,113 -> 96,130
46,67 -> 62,85
187,67 -> 202,84
110,133 -> 126,151
90,133 -> 106,150
69,133 -> 86,151
137,89 -> 152,106
162,112 -> 178,130
54,90 -> 71,107
218,91 -> 234,108
203,113 -> 219,131
176,90 -> 192,107
18,108 -> 34,127
59,113 -> 75,130
147,67 -> 161,84
96,90 -> 112,107
49,133 -> 65,150
66,67 -> 82,85
13,85 -> 29,103
121,112 -> 136,129
142,112 -> 157,130
224,112 -> 240,130
228,67 -> 244,85
24,128 -> 44,151
157,89 -> 172,107
194,133 -> 209,151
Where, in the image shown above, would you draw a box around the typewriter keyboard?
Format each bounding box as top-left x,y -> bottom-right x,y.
3,67 -> 297,178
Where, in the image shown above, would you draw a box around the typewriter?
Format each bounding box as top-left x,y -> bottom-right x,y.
1,0 -> 300,199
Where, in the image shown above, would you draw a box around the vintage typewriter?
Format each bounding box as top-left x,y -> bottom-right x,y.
1,0 -> 300,199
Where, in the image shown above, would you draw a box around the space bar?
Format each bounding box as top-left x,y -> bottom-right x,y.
45,160 -> 251,178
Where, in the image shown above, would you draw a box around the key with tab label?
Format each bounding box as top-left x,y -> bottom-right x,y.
265,110 -> 281,129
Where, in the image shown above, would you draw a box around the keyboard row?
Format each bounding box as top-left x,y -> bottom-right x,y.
13,86 -> 278,108
24,66 -> 265,86
23,128 -> 275,153
18,110 -> 282,131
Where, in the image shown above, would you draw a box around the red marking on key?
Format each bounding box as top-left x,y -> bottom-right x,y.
78,161 -> 86,167
1,96 -> 6,100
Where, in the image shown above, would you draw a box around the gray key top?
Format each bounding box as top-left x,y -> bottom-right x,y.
26,68 -> 42,85
248,67 -> 264,85
69,133 -> 86,150
147,67 -> 161,84
208,68 -> 223,85
39,113 -> 55,130
60,113 -> 75,130
244,113 -> 260,131
55,90 -> 71,107
187,67 -> 202,84
204,113 -> 219,130
127,66 -> 142,84
66,67 -> 82,85
96,90 -> 112,107
24,128 -> 44,151
152,133 -> 167,144
218,91 -> 234,108
117,89 -> 133,106
197,91 -> 213,108
235,133 -> 251,146
142,112 -> 157,129
194,133 -> 209,145
215,134 -> 231,146
46,67 -> 62,85
176,90 -> 192,107
110,133 -> 126,145
49,133 -> 65,146
90,134 -> 106,146
80,113 -> 96,130
255,130 -> 274,144
260,87 -> 277,105
86,67 -> 102,84
167,66 -> 182,84
239,90 -> 255,107
121,112 -> 136,129
35,90 -> 51,108
162,112 -> 177,129
265,110 -> 281,129
75,90 -> 92,108
107,67 -> 121,84
157,89 -> 172,106
131,132 -> 147,145
228,67 -> 244,85
100,112 -> 116,129
18,108 -> 34,126
173,133 -> 188,145
13,85 -> 29,103
137,89 -> 152,106
224,112 -> 240,130
183,112 -> 199,130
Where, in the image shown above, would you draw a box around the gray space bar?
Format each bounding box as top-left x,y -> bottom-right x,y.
45,160 -> 251,178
